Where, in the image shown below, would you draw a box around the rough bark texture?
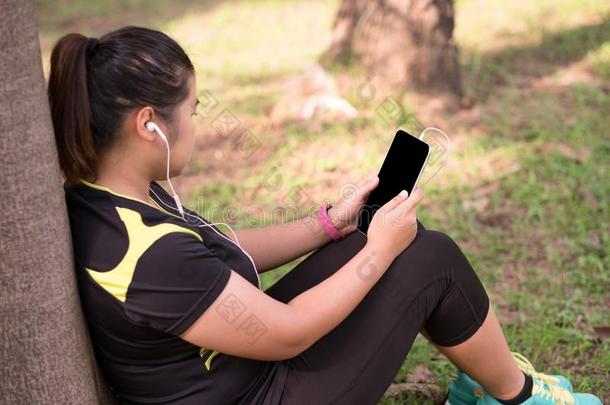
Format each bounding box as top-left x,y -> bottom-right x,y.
0,1 -> 118,403
321,0 -> 462,98
320,0 -> 369,65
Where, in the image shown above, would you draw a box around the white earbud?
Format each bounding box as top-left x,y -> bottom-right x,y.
146,121 -> 167,142
145,120 -> 185,219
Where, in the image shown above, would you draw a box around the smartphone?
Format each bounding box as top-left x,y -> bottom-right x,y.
357,129 -> 430,235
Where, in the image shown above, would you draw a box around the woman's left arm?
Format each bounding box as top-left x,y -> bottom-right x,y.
232,172 -> 380,273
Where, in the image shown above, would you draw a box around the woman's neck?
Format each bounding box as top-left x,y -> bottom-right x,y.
93,152 -> 154,204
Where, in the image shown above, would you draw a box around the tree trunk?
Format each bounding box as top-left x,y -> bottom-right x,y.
320,0 -> 369,66
321,0 -> 462,98
0,1 -> 118,403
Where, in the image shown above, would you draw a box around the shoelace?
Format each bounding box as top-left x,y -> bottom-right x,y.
531,377 -> 574,405
511,352 -> 562,387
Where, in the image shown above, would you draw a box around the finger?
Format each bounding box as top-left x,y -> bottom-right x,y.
359,174 -> 379,194
409,187 -> 424,206
356,171 -> 378,187
394,188 -> 424,215
352,173 -> 379,201
382,189 -> 410,212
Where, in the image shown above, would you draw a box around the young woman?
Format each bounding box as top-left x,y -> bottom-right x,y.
48,26 -> 602,405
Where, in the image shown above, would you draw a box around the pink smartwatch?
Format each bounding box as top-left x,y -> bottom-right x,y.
318,203 -> 344,240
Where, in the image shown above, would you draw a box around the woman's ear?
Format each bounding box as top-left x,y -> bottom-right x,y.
135,106 -> 157,142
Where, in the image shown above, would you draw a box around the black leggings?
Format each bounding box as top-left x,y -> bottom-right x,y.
264,221 -> 491,405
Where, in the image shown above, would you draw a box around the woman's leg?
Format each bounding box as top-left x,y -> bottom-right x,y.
420,307 -> 526,401
264,222 -> 514,405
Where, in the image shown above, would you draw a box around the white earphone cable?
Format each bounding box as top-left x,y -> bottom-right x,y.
147,120 -> 261,290
148,186 -> 262,290
416,126 -> 451,187
161,136 -> 179,202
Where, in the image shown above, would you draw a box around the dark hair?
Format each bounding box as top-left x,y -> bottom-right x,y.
47,26 -> 194,186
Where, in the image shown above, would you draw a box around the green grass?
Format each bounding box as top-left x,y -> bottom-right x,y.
588,42 -> 610,79
36,0 -> 610,402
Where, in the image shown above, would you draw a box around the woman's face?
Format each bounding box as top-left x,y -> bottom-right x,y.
164,74 -> 199,178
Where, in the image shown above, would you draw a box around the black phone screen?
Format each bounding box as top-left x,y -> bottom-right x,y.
357,130 -> 430,234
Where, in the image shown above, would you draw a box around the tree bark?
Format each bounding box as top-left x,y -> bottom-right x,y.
0,1 -> 118,403
321,0 -> 462,98
320,0 -> 369,66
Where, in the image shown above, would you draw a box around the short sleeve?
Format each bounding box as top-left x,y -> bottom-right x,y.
123,232 -> 232,336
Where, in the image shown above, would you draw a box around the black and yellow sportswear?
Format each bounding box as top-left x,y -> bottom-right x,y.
65,179 -> 287,405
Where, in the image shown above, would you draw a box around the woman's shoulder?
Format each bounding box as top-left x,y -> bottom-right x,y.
66,179 -> 207,270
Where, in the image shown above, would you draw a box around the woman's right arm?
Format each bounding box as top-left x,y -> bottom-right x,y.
180,188 -> 424,361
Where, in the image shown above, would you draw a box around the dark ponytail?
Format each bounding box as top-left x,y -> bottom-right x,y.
47,26 -> 194,186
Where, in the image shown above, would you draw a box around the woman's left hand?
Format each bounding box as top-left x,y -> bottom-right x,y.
327,171 -> 380,236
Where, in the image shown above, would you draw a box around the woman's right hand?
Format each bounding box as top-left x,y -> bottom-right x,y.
366,188 -> 424,260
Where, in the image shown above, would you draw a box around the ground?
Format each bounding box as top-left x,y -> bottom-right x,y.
36,0 -> 609,403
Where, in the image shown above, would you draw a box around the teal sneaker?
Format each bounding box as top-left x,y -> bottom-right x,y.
445,352 -> 574,405
475,376 -> 602,404
446,369 -> 486,405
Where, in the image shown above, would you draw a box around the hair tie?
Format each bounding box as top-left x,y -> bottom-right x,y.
86,37 -> 100,56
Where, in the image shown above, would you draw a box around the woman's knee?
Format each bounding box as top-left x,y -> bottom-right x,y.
415,229 -> 456,249
401,229 -> 462,260
391,229 -> 469,279
410,230 -> 489,307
